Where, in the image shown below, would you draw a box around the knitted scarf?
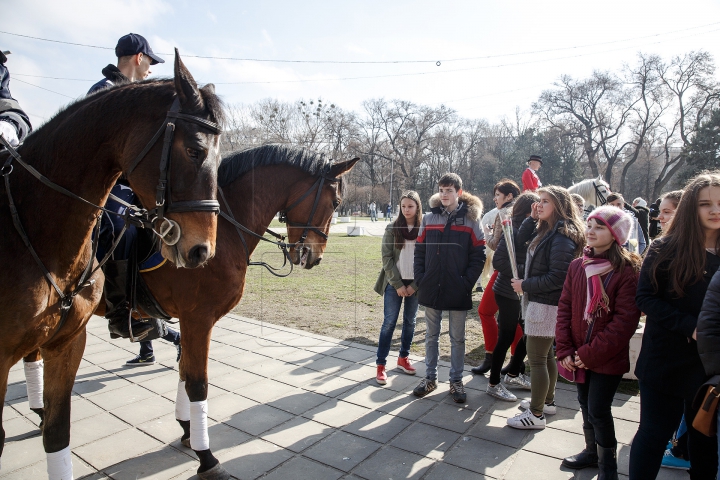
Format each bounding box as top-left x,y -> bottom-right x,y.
401,224 -> 419,241
581,247 -> 614,323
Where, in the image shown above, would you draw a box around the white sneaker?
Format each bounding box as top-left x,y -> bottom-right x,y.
486,382 -> 517,402
507,408 -> 546,430
519,399 -> 557,415
504,373 -> 531,390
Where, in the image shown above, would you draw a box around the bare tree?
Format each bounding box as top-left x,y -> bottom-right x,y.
533,71 -> 625,180
649,51 -> 720,198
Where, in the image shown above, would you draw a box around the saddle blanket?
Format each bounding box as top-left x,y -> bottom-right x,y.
139,251 -> 166,273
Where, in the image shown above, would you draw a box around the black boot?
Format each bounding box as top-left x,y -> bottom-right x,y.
562,427 -> 598,469
104,260 -> 153,341
471,352 -> 493,375
597,443 -> 618,480
501,356 -> 526,375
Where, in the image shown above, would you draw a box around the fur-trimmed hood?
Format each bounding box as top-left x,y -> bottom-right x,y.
428,192 -> 483,222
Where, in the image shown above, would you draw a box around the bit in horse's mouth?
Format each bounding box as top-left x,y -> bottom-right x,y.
299,246 -> 310,268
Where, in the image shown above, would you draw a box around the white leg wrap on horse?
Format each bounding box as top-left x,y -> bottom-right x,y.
175,380 -> 191,421
189,400 -> 210,451
46,446 -> 73,480
24,360 -> 44,409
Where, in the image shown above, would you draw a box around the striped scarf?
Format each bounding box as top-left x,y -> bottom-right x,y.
581,247 -> 614,323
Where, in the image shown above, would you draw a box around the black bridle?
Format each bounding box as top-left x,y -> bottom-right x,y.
217,163 -> 341,277
279,164 -> 341,244
0,98 -> 222,339
593,181 -> 609,206
125,98 -> 222,244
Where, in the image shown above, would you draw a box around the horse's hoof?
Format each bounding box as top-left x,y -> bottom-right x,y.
181,437 -> 191,448
198,463 -> 231,480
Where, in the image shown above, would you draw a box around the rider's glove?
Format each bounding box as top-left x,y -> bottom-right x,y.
0,120 -> 19,147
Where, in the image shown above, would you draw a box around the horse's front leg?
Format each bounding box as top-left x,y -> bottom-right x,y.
41,328 -> 85,480
23,349 -> 44,428
175,317 -> 229,480
0,356 -> 12,471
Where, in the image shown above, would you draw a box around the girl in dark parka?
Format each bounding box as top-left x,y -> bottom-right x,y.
630,172 -> 720,480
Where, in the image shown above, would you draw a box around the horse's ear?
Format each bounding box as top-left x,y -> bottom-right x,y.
202,83 -> 216,95
174,48 -> 204,112
329,157 -> 360,177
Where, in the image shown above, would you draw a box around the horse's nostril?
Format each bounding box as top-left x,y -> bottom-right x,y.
189,245 -> 209,265
313,257 -> 322,266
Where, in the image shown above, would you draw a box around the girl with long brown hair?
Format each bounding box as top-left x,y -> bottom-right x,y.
373,191 -> 423,385
503,185 -> 584,429
630,171 -> 720,479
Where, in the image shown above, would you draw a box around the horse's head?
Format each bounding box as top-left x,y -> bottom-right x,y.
125,50 -> 224,269
594,176 -> 611,205
284,158 -> 359,268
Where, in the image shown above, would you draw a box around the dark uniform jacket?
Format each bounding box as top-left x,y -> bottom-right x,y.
0,62 -> 32,142
88,65 -> 129,95
414,192 -> 486,311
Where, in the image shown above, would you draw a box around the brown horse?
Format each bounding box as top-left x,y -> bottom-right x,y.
0,51 -> 224,479
33,145 -> 354,479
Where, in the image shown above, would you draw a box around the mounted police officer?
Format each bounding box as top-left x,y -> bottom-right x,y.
0,49 -> 32,148
88,34 -> 164,340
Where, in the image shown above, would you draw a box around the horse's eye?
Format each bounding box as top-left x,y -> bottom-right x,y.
186,148 -> 200,160
333,199 -> 341,209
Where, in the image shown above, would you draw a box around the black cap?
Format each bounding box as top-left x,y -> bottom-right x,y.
0,50 -> 10,65
115,33 -> 164,65
528,155 -> 543,165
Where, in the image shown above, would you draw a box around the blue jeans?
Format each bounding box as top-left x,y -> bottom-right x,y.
376,284 -> 418,365
140,327 -> 180,357
423,307 -> 466,383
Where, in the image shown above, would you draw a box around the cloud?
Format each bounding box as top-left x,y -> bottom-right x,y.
207,12 -> 218,24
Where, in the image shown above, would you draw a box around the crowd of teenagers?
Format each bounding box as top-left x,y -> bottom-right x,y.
372,163 -> 720,480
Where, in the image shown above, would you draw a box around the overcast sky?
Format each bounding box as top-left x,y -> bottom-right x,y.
4,0 -> 720,127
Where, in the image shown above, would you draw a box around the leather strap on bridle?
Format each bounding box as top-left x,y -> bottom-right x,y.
216,163 -> 341,277
594,182 -> 608,206
279,164 -> 340,244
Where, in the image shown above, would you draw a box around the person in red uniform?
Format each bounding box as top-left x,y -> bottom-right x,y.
522,155 -> 542,192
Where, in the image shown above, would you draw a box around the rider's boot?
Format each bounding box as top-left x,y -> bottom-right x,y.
104,260 -> 153,341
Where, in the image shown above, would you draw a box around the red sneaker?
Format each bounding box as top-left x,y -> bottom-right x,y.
376,365 -> 387,385
397,356 -> 416,375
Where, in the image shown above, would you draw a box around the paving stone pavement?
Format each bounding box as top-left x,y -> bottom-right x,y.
2,314 -> 688,480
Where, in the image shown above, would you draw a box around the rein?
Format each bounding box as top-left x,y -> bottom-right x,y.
217,163 -> 340,277
0,99 -> 222,340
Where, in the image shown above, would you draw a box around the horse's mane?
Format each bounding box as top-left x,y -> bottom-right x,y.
24,78 -> 225,156
218,144 -> 331,187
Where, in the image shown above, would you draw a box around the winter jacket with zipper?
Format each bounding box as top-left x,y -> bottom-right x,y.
516,216 -> 579,306
697,268 -> 720,376
374,223 -> 419,296
414,192 -> 486,311
555,252 -> 641,376
635,237 -> 720,394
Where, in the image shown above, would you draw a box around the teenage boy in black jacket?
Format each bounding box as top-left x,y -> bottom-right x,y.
413,173 -> 486,403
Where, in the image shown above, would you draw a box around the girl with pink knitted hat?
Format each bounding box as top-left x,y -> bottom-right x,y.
555,205 -> 643,480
